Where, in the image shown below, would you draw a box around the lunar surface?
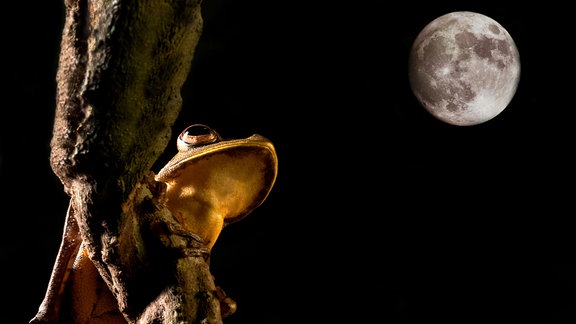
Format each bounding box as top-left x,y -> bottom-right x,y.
408,11 -> 521,126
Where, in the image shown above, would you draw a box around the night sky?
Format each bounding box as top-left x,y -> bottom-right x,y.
2,1 -> 575,323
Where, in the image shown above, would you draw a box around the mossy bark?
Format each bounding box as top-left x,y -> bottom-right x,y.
41,0 -> 222,322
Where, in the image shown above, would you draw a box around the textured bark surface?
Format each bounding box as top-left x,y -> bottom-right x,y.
42,0 -> 223,322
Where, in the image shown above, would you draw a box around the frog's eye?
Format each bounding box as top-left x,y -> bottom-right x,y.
177,124 -> 222,152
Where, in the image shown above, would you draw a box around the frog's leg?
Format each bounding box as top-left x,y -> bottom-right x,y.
30,200 -> 82,323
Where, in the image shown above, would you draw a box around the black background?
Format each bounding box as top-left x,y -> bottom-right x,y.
2,1 -> 575,323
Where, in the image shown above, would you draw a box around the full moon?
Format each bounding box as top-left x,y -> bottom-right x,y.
408,11 -> 521,126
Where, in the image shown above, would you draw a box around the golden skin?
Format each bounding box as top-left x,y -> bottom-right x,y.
155,124 -> 278,249
31,124 -> 278,323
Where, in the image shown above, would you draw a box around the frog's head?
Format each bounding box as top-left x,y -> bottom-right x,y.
155,124 -> 278,249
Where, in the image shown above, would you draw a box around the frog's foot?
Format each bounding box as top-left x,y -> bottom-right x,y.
151,219 -> 211,261
215,285 -> 237,318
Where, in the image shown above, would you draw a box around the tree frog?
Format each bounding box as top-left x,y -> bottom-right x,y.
31,124 -> 278,323
155,123 -> 279,249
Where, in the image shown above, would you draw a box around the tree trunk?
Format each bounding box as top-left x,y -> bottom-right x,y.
32,0 -> 225,322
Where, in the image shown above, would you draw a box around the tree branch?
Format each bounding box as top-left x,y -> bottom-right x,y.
36,0 -> 225,322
